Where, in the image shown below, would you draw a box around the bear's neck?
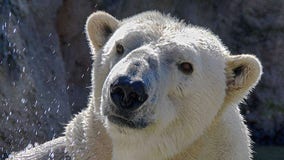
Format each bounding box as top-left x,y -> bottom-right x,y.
111,106 -> 252,160
170,106 -> 252,160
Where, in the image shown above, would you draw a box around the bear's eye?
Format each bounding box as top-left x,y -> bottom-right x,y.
116,43 -> 124,55
178,62 -> 193,74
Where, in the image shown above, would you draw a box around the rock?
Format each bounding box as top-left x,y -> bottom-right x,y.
56,0 -> 96,114
0,0 -> 71,158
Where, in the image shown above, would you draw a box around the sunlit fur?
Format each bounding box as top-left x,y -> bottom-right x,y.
64,11 -> 262,160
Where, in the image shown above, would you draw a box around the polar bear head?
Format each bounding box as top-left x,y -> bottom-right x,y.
85,11 -> 262,158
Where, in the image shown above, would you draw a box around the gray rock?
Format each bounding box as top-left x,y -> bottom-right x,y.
0,0 -> 71,157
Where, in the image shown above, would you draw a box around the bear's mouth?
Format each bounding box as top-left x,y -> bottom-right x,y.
107,115 -> 149,129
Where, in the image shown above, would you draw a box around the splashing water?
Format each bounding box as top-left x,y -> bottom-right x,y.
21,98 -> 27,104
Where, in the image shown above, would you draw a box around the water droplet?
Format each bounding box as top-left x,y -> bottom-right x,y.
21,98 -> 27,104
13,28 -> 16,33
34,100 -> 38,107
64,148 -> 68,154
48,107 -> 51,112
25,144 -> 33,150
34,142 -> 39,147
81,74 -> 85,78
49,151 -> 54,159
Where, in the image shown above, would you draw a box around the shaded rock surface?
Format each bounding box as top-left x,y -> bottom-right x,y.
0,0 -> 283,158
0,0 -> 71,158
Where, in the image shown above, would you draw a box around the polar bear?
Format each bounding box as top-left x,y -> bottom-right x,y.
8,11 -> 262,160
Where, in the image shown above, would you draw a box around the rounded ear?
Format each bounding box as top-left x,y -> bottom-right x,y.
85,11 -> 119,50
225,54 -> 262,103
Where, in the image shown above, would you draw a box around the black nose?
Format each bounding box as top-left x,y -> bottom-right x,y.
110,76 -> 148,111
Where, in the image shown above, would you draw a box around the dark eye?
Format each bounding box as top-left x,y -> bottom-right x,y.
116,43 -> 124,55
179,62 -> 193,74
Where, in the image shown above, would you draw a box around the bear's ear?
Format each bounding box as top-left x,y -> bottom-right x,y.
85,11 -> 119,50
225,54 -> 262,103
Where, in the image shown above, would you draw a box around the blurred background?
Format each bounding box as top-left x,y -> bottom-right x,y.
0,0 -> 283,159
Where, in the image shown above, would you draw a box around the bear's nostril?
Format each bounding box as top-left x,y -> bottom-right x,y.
110,76 -> 148,111
111,86 -> 125,103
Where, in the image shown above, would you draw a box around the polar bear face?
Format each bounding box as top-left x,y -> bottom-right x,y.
86,11 -> 262,156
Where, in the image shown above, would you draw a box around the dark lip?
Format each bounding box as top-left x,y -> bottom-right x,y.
107,115 -> 148,129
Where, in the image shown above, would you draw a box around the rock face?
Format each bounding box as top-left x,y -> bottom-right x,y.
0,0 -> 71,158
56,0 -> 95,114
0,0 -> 283,158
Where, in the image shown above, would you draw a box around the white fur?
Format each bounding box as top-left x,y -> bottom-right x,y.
65,11 -> 262,160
